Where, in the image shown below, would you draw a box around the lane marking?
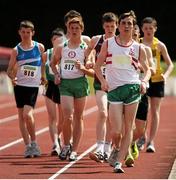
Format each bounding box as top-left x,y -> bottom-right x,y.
168,159 -> 176,179
0,102 -> 16,109
0,127 -> 48,151
0,106 -> 46,124
0,106 -> 97,151
48,144 -> 97,180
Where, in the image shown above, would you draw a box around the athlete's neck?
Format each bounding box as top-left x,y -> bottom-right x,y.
118,35 -> 133,46
20,40 -> 34,49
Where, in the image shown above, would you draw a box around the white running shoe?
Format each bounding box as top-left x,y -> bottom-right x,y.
146,143 -> 156,153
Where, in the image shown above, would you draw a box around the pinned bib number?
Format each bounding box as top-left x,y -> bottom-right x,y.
21,65 -> 38,78
64,63 -> 75,71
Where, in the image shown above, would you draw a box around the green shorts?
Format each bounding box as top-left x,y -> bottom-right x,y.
93,78 -> 107,93
108,84 -> 141,105
60,76 -> 90,98
93,79 -> 101,91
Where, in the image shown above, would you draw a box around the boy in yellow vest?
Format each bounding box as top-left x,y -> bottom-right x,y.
141,17 -> 174,152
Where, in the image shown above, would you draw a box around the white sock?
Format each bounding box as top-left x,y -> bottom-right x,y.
104,141 -> 111,153
96,140 -> 104,153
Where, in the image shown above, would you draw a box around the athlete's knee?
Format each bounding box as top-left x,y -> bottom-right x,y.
23,111 -> 33,121
98,110 -> 108,121
111,131 -> 122,140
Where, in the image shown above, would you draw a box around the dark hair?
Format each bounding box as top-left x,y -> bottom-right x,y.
119,10 -> 137,25
51,27 -> 65,38
141,17 -> 157,27
19,20 -> 34,30
64,10 -> 82,24
102,12 -> 118,25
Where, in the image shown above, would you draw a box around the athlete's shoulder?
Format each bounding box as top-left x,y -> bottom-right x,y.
91,35 -> 102,44
81,35 -> 91,46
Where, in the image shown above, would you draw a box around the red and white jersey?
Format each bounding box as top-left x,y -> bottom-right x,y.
106,36 -> 141,91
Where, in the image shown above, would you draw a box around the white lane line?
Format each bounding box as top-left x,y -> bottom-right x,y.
0,96 -> 44,109
0,127 -> 48,151
48,144 -> 97,180
48,106 -> 98,179
0,106 -> 46,124
168,159 -> 176,179
0,102 -> 16,109
0,106 -> 97,151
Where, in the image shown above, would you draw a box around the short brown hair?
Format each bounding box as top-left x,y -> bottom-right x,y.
119,10 -> 137,25
102,12 -> 118,25
19,20 -> 34,30
141,17 -> 157,28
64,10 -> 82,24
68,17 -> 84,31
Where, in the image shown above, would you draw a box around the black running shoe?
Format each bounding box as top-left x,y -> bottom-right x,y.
59,144 -> 71,160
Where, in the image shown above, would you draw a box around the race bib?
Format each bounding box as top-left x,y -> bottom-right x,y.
63,60 -> 75,71
21,65 -> 38,78
112,55 -> 131,67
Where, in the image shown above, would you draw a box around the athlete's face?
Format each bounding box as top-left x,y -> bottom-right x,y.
103,21 -> 117,38
118,16 -> 134,35
18,27 -> 34,41
68,22 -> 83,38
142,23 -> 157,38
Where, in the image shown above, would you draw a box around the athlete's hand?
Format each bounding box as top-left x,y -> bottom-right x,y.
11,77 -> 17,86
101,79 -> 109,92
140,81 -> 147,94
54,74 -> 61,85
75,60 -> 85,70
41,77 -> 47,85
85,60 -> 94,69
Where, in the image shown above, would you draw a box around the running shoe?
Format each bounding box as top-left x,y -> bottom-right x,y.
69,151 -> 77,161
103,152 -> 110,162
125,153 -> 134,167
146,143 -> 156,153
131,142 -> 139,160
51,145 -> 61,156
137,136 -> 146,151
108,148 -> 119,167
114,162 -> 124,173
24,146 -> 32,158
31,142 -> 41,157
59,144 -> 71,160
89,151 -> 104,163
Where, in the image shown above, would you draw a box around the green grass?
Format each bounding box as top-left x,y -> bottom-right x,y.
171,61 -> 176,76
161,61 -> 176,76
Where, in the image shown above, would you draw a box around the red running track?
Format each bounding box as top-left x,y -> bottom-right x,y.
0,94 -> 176,179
